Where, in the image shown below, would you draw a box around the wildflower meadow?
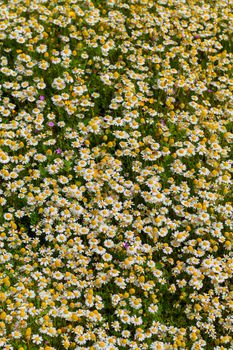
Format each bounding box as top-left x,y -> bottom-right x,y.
0,0 -> 233,349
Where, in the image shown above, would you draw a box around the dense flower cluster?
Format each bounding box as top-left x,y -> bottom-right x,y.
0,0 -> 233,349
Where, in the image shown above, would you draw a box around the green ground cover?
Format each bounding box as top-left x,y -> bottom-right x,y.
0,0 -> 233,349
